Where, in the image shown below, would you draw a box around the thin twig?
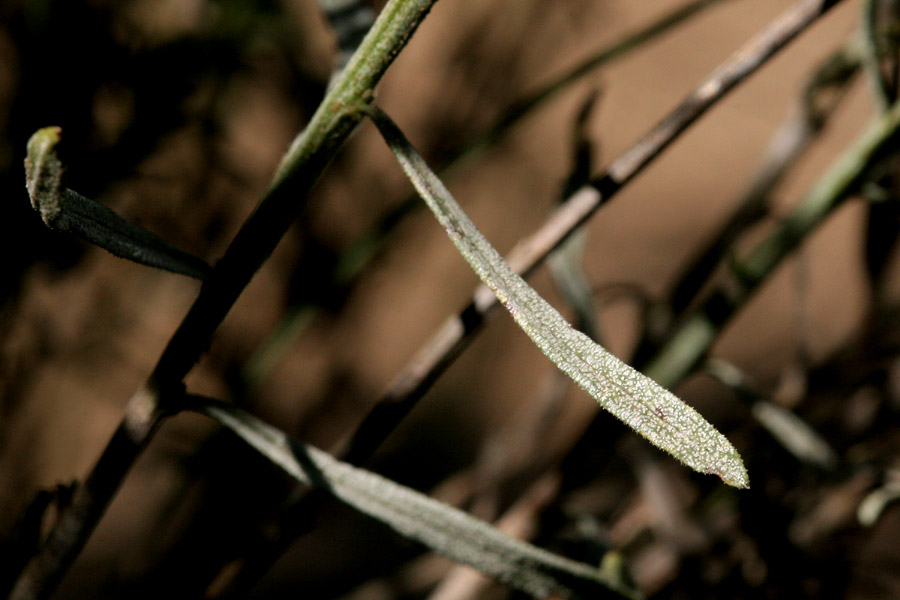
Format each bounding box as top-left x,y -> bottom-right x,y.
663,39 -> 860,324
547,95 -> 900,568
643,98 -> 900,390
9,2 -> 439,599
460,0 -> 736,160
548,91 -> 604,343
860,0 -> 900,110
860,0 -> 900,299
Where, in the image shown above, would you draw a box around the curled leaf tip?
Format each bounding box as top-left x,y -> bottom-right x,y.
23,125 -> 212,280
25,126 -> 65,220
26,126 -> 62,162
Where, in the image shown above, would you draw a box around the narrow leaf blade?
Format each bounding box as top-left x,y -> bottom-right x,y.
24,127 -> 212,280
195,399 -> 640,600
366,106 -> 748,488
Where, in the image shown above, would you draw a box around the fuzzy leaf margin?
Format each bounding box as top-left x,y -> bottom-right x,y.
363,105 -> 748,488
193,398 -> 640,600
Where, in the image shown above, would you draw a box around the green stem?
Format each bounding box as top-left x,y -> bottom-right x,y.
665,40 -> 860,320
9,2 -> 439,599
644,99 -> 900,388
860,0 -> 892,110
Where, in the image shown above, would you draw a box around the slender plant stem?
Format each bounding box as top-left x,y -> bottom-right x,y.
9,2 -> 439,599
644,98 -> 900,389
860,0 -> 897,110
860,0 -> 900,299
459,0 -> 736,160
665,40 -> 860,324
548,95 -> 900,562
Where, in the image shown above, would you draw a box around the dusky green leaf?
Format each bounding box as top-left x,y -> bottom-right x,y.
195,398 -> 640,600
24,127 -> 212,280
364,105 -> 748,489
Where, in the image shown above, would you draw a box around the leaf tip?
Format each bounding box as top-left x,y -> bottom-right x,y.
709,461 -> 749,489
25,126 -> 65,219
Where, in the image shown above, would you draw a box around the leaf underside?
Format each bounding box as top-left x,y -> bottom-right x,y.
365,105 -> 748,489
199,399 -> 639,600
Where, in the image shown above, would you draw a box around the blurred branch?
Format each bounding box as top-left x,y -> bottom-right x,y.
191,397 -> 641,600
551,93 -> 900,541
860,0 -> 900,299
643,98 -> 900,390
319,0 -> 377,86
245,0 -> 736,387
704,358 -> 838,470
0,484 -> 74,599
461,0 -> 735,160
425,473 -> 570,600
858,469 -> 900,526
664,40 -> 861,321
234,0 -> 381,388
860,0 -> 900,110
8,2 -> 439,599
623,439 -> 709,553
549,91 -> 604,343
789,467 -> 878,547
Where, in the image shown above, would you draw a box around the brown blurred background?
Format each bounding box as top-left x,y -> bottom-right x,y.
2,0 -> 899,598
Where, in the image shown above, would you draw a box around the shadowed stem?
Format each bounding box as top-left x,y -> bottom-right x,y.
9,1 -> 440,599
456,0 -> 736,161
645,98 -> 900,390
861,0 -> 900,110
860,0 -> 900,300
659,39 -> 860,336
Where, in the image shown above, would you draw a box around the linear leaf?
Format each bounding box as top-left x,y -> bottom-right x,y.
193,398 -> 640,600
24,127 -> 212,280
364,106 -> 748,488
